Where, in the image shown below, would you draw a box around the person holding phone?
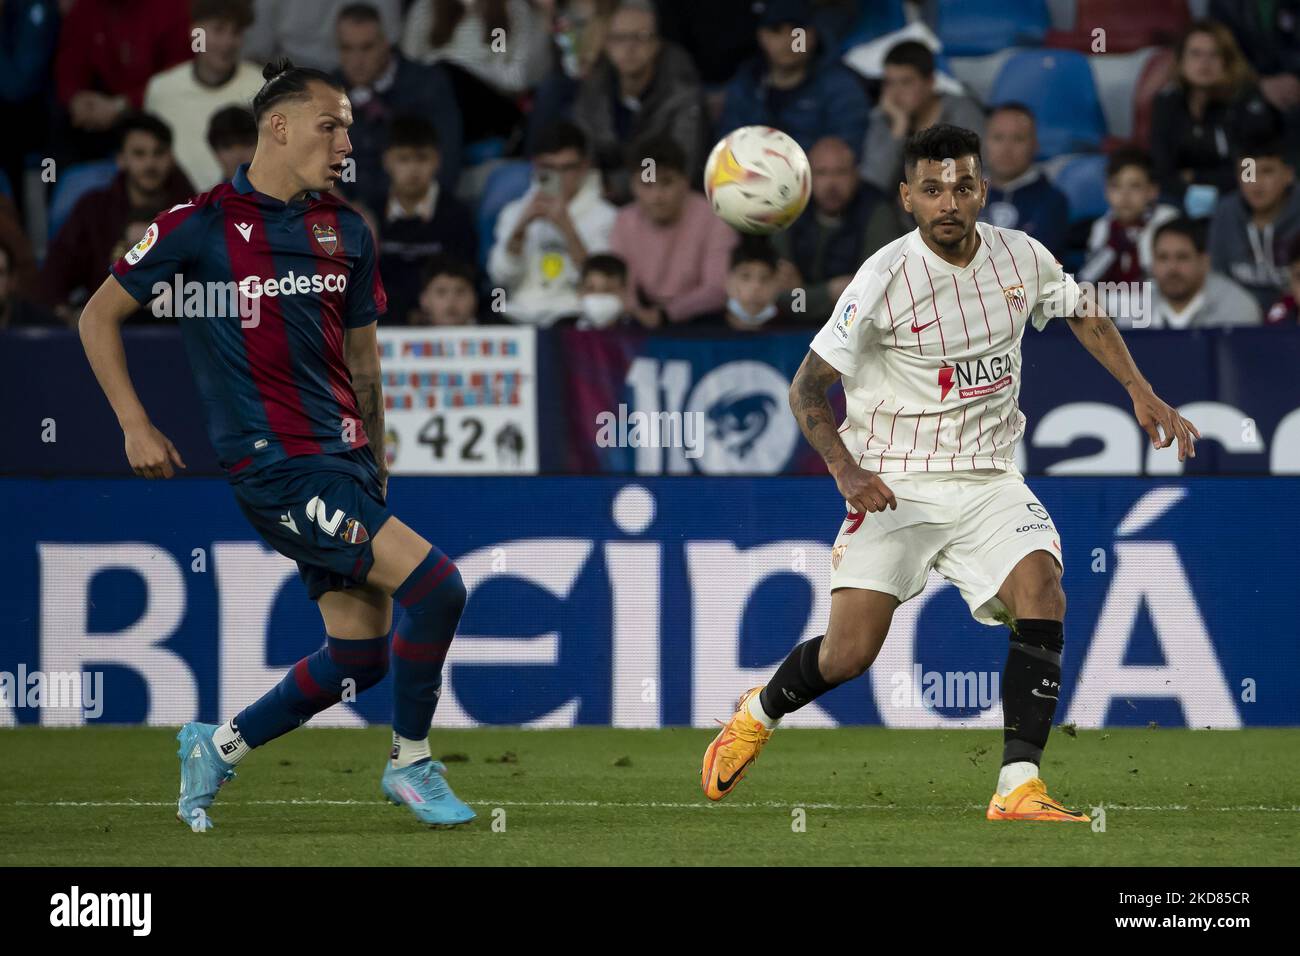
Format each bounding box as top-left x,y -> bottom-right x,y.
488,121 -> 618,326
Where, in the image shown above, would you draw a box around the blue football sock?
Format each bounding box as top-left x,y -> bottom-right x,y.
235,635 -> 388,748
390,547 -> 466,741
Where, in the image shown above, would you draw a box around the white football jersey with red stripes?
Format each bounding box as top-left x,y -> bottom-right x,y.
810,222 -> 1080,474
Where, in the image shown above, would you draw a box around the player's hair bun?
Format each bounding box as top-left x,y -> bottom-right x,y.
262,57 -> 296,83
252,57 -> 344,123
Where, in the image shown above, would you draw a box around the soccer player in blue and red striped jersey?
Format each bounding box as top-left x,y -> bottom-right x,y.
78,59 -> 475,829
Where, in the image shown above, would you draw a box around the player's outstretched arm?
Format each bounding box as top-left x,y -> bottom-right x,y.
344,320 -> 387,496
78,275 -> 186,479
790,349 -> 896,513
1063,301 -> 1201,462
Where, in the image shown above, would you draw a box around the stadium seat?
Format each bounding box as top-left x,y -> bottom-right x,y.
933,0 -> 1050,57
1130,48 -> 1175,149
1044,0 -> 1077,30
946,48 -> 1022,105
1043,0 -> 1189,54
464,137 -> 507,167
1048,152 -> 1109,223
1090,48 -> 1164,141
842,21 -> 966,97
839,0 -> 907,51
989,50 -> 1107,158
475,159 -> 532,269
48,159 -> 118,241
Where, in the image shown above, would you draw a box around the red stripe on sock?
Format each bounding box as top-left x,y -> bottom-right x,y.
397,556 -> 456,608
292,658 -> 333,701
391,633 -> 452,665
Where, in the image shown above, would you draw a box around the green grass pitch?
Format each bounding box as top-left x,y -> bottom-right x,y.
1,727 -> 1296,866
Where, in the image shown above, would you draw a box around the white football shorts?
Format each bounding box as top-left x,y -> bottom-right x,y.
828,468 -> 1062,626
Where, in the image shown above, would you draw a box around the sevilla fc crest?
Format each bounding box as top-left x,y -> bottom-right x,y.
1002,284 -> 1027,313
313,223 -> 339,255
342,518 -> 369,544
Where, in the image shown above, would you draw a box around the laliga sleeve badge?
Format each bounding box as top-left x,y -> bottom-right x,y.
833,300 -> 857,343
124,223 -> 159,265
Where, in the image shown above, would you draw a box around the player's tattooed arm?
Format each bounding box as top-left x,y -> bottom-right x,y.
345,322 -> 388,490
1064,310 -> 1147,392
790,349 -> 854,473
789,350 -> 898,512
1065,306 -> 1201,461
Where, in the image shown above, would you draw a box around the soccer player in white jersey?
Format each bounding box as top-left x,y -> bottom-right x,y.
701,125 -> 1201,821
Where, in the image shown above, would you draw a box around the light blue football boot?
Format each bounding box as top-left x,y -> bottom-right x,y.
381,758 -> 476,827
175,722 -> 236,832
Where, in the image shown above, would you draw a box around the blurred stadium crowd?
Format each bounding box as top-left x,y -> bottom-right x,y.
0,0 -> 1298,332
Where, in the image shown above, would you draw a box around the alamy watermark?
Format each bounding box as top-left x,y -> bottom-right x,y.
889,665 -> 1000,710
595,404 -> 705,459
0,665 -> 104,719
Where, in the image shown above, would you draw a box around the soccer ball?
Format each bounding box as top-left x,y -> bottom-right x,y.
703,126 -> 811,235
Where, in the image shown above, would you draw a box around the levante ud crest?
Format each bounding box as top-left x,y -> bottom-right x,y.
313,223 -> 338,255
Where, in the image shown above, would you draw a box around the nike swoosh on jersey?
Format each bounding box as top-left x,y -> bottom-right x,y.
910,318 -> 941,333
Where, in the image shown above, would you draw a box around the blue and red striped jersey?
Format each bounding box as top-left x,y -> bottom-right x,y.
111,163 -> 388,478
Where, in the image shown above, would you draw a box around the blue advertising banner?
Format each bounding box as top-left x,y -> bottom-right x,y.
2,476 -> 1294,728
3,327 -> 1299,476
559,327 -> 839,474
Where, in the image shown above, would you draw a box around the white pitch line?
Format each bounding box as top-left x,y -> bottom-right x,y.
5,799 -> 1300,812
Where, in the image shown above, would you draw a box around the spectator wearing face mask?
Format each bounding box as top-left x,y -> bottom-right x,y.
577,253 -> 631,329
725,236 -> 782,332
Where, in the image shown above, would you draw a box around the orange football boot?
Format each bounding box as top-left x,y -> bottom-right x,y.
987,777 -> 1090,822
701,687 -> 773,801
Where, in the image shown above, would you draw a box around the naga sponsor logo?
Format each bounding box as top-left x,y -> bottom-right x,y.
938,352 -> 1015,400
238,270 -> 347,299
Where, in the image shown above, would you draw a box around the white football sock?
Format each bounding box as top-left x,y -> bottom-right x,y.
997,761 -> 1038,796
391,732 -> 431,769
211,719 -> 250,766
747,691 -> 780,730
